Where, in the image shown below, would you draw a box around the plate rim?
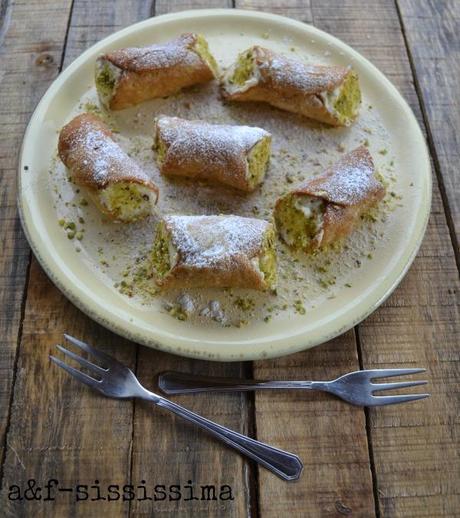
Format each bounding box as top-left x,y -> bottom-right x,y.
17,8 -> 432,361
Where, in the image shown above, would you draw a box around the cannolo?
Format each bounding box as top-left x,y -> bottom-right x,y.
96,33 -> 218,110
152,215 -> 277,290
153,115 -> 271,191
221,46 -> 361,126
58,113 -> 158,222
274,146 -> 385,252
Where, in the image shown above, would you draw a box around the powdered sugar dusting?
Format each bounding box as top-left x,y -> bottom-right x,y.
296,146 -> 383,206
156,115 -> 270,188
165,214 -> 269,269
49,29 -> 404,330
158,115 -> 268,157
59,114 -> 155,189
257,46 -> 349,94
105,33 -> 205,72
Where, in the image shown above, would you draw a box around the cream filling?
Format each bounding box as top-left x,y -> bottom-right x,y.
168,240 -> 179,271
95,58 -> 122,108
251,257 -> 264,279
97,183 -> 155,222
320,85 -> 341,114
278,196 -> 324,247
319,71 -> 361,125
294,196 -> 324,244
222,59 -> 261,95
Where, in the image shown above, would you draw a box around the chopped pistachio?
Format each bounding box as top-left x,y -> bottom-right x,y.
293,300 -> 306,315
234,297 -> 255,312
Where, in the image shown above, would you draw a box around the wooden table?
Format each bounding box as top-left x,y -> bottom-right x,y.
1,1 -> 458,516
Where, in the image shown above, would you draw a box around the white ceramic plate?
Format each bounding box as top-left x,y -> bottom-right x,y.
18,9 -> 431,361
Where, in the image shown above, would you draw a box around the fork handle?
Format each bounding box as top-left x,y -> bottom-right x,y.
158,371 -> 317,395
152,395 -> 303,481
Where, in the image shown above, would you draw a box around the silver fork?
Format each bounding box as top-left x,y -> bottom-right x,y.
158,369 -> 429,407
50,335 -> 303,481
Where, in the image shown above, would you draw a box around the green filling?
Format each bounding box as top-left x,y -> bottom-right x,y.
333,71 -> 361,124
153,130 -> 168,166
247,136 -> 271,188
228,50 -> 254,86
259,227 -> 277,290
192,34 -> 219,77
99,183 -> 150,221
274,194 -> 324,250
95,61 -> 117,99
151,222 -> 171,278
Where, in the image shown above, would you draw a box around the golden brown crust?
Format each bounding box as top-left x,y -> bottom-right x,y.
275,146 -> 385,250
58,113 -> 159,199
222,46 -> 353,126
100,33 -> 216,110
292,146 -> 383,206
154,115 -> 270,191
155,215 -> 273,291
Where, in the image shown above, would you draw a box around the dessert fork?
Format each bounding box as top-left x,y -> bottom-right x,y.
158,369 -> 429,407
50,335 -> 303,481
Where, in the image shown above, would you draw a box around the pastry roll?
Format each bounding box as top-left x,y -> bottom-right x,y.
152,215 -> 277,290
153,115 -> 271,191
274,146 -> 385,252
58,113 -> 159,222
221,46 -> 361,126
95,33 -> 218,110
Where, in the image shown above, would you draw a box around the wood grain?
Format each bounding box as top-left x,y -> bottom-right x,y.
0,0 -> 73,488
1,263 -> 137,518
310,0 -> 460,516
2,0 -> 251,516
1,1 -> 459,517
155,0 -> 232,15
251,333 -> 375,518
2,1 -> 142,517
234,2 -> 375,517
237,1 -> 460,517
397,0 -> 460,253
129,2 -> 252,517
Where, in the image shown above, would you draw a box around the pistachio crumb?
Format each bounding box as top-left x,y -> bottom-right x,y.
293,300 -> 306,315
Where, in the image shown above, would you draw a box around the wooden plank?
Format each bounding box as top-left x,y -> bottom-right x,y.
252,334 -> 375,518
397,0 -> 460,252
129,2 -> 251,517
1,2 -> 151,517
155,0 -> 232,15
310,0 -> 460,516
130,356 -> 251,517
1,263 -> 137,518
0,0 -> 73,487
237,1 -> 459,517
16,0 -> 250,516
234,2 -> 375,516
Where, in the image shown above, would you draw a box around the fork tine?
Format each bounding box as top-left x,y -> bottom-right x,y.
364,368 -> 426,379
50,355 -> 101,389
63,334 -> 115,366
56,345 -> 107,376
369,393 -> 430,406
371,380 -> 427,392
